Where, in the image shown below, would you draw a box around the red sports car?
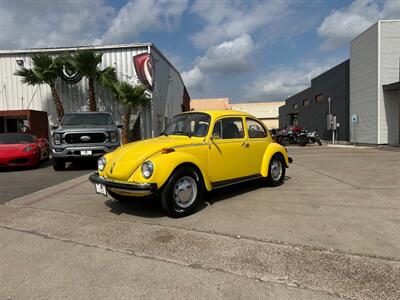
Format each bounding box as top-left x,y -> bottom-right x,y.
0,133 -> 49,168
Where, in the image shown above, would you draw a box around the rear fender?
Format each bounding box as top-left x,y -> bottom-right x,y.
260,142 -> 289,177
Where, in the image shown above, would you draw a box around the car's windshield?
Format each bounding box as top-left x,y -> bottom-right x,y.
164,113 -> 210,137
0,134 -> 34,144
61,113 -> 114,126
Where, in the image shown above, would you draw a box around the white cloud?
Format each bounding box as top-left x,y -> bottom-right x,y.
182,34 -> 255,91
181,66 -> 204,91
247,58 -> 344,100
190,0 -> 290,48
0,0 -> 114,49
318,0 -> 400,50
102,0 -> 188,44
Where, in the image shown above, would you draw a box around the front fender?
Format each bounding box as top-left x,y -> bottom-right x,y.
128,151 -> 212,191
260,142 -> 289,177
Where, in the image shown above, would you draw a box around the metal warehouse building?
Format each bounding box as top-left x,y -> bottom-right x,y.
0,43 -> 190,139
280,20 -> 400,145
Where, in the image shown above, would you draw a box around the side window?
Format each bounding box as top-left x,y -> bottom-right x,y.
246,118 -> 267,138
213,117 -> 244,139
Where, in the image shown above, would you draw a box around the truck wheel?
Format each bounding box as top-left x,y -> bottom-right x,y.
52,158 -> 65,171
266,154 -> 286,187
160,166 -> 204,217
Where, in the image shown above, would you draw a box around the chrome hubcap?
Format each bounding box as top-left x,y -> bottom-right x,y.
174,176 -> 197,208
270,159 -> 283,181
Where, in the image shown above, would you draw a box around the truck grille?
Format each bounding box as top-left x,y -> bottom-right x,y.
64,133 -> 106,144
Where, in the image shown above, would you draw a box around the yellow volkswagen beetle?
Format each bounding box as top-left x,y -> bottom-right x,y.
89,110 -> 292,217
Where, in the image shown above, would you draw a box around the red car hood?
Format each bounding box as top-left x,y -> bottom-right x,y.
0,144 -> 33,157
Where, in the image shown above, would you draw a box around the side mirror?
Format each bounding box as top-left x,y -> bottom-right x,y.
117,124 -> 123,129
51,124 -> 58,130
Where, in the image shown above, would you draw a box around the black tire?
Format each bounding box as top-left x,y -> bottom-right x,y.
52,158 -> 65,171
160,166 -> 204,217
108,189 -> 133,202
266,154 -> 286,187
316,137 -> 322,146
298,136 -> 307,146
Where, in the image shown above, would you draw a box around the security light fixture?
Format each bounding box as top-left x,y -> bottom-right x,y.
16,59 -> 24,66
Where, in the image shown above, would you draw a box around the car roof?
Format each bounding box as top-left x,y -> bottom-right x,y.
64,112 -> 112,115
182,110 -> 253,118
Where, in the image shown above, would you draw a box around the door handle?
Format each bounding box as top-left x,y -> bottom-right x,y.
242,141 -> 250,148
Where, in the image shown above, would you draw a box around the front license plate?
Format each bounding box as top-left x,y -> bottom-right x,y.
95,183 -> 107,196
81,150 -> 92,156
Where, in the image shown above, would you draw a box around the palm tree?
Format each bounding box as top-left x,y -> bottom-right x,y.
15,54 -> 65,120
70,49 -> 117,111
111,82 -> 150,144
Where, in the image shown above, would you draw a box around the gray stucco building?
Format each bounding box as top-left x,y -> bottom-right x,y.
279,60 -> 349,141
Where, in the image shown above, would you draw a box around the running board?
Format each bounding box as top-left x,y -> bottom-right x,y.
212,174 -> 262,189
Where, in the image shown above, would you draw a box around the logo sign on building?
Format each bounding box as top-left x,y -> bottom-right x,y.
133,53 -> 154,91
61,66 -> 82,84
351,114 -> 358,123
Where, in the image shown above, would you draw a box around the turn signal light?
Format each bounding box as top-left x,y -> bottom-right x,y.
161,148 -> 175,154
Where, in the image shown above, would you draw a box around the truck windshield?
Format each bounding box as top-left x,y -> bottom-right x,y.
164,113 -> 210,137
61,114 -> 114,126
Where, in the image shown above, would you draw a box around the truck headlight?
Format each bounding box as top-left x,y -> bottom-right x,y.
109,131 -> 118,143
141,161 -> 154,179
98,157 -> 106,171
53,133 -> 61,145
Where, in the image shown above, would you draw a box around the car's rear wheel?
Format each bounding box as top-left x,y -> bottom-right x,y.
266,154 -> 286,187
52,158 -> 65,171
161,166 -> 204,217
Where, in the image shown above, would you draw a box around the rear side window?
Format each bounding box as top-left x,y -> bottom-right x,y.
246,118 -> 267,138
212,117 -> 244,139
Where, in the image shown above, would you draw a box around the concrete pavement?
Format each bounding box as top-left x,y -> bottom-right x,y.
0,146 -> 399,299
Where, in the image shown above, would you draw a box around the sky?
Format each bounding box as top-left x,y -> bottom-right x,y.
1,0 -> 400,102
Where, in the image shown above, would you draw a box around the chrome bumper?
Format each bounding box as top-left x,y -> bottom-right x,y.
89,172 -> 157,195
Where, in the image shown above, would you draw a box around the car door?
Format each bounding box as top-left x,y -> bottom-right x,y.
209,116 -> 253,184
245,118 -> 269,174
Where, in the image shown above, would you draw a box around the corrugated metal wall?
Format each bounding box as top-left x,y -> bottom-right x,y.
0,44 -> 187,139
350,23 -> 379,144
379,21 -> 400,145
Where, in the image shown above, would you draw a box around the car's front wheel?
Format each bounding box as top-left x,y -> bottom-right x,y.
161,166 -> 204,217
266,154 -> 286,187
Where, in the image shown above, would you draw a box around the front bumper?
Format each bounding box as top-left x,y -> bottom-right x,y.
52,144 -> 119,159
0,152 -> 39,168
89,172 -> 157,196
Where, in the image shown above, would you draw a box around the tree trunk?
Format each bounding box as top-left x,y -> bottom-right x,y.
122,107 -> 131,144
88,78 -> 96,111
50,84 -> 64,121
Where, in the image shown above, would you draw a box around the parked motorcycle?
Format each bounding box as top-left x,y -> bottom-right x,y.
275,128 -> 322,146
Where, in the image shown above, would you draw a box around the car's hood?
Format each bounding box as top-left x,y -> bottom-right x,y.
55,124 -> 117,133
104,135 -> 197,180
0,144 -> 33,157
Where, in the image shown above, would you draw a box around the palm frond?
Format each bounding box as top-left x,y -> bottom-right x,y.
97,67 -> 117,89
110,82 -> 150,108
72,49 -> 103,78
14,67 -> 43,85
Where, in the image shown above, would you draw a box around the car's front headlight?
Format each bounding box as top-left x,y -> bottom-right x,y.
23,145 -> 33,152
141,161 -> 154,179
53,133 -> 61,145
109,131 -> 118,143
98,157 -> 106,171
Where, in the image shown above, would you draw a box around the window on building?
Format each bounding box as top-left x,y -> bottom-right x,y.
315,94 -> 323,103
292,103 -> 298,110
303,99 -> 310,106
246,118 -> 267,138
212,117 -> 244,139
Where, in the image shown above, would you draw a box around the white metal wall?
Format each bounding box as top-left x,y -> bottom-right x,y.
0,44 -> 187,139
379,21 -> 400,145
350,23 -> 379,144
150,48 -> 185,136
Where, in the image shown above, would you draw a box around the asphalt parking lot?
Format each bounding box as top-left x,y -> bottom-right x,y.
0,146 -> 399,299
0,160 -> 93,204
